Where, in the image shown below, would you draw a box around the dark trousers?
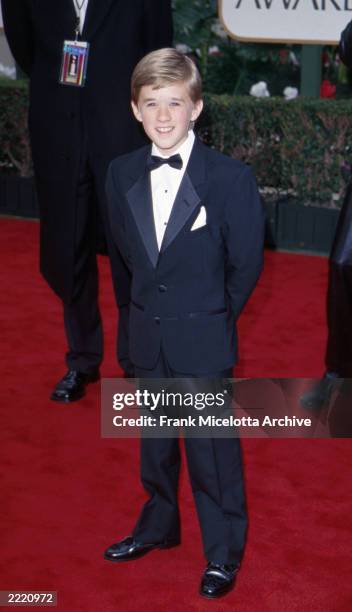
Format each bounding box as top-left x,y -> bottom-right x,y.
63,127 -> 131,374
326,262 -> 352,376
325,181 -> 352,376
133,351 -> 248,565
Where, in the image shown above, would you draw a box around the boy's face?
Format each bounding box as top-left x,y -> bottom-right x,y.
131,82 -> 203,155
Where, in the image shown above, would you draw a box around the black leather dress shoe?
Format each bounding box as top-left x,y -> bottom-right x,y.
104,536 -> 180,562
300,372 -> 340,411
200,562 -> 239,599
50,369 -> 100,403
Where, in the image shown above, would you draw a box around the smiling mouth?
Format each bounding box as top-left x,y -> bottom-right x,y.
155,127 -> 174,133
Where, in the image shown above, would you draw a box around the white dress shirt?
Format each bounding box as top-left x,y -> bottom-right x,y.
72,0 -> 89,34
150,130 -> 195,250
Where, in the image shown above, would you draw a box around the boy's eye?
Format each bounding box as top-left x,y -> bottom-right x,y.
170,102 -> 180,106
146,102 -> 156,107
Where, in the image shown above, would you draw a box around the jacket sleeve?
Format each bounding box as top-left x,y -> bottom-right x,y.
1,0 -> 34,76
142,0 -> 173,53
105,163 -> 133,274
339,20 -> 352,68
223,166 -> 265,320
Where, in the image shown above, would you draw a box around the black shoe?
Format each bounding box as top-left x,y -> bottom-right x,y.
200,562 -> 239,599
104,536 -> 180,562
300,373 -> 340,411
50,369 -> 100,403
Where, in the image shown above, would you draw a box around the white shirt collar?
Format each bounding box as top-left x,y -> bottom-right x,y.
151,130 -> 195,169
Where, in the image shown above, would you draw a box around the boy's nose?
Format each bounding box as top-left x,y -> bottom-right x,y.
156,106 -> 171,121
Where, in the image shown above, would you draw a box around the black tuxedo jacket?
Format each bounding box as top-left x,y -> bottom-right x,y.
339,19 -> 352,67
1,0 -> 172,301
106,139 -> 264,373
333,21 -> 352,266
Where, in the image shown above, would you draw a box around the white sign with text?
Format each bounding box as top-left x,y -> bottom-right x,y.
219,0 -> 352,44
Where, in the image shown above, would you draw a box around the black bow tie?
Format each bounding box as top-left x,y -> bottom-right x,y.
147,153 -> 183,171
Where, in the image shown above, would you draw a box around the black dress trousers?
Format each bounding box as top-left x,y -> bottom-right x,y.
63,119 -> 131,374
326,181 -> 352,376
132,351 -> 248,565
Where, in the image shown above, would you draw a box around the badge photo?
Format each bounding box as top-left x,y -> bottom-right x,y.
60,40 -> 90,87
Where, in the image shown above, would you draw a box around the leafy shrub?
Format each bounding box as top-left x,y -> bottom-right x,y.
0,79 -> 32,177
200,94 -> 352,207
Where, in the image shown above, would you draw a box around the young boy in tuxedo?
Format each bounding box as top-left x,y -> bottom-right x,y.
104,48 -> 264,599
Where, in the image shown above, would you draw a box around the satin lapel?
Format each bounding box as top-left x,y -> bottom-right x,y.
160,139 -> 207,254
160,174 -> 201,254
126,171 -> 159,269
82,0 -> 116,40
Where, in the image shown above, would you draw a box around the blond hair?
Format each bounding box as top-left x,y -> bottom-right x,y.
131,48 -> 202,104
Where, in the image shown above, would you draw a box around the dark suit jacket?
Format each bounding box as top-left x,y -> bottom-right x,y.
1,0 -> 173,301
106,138 -> 264,373
339,19 -> 352,67
331,21 -> 352,266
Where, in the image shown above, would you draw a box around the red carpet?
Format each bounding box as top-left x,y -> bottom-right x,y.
1,218 -> 351,611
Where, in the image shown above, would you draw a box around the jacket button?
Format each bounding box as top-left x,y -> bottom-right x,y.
154,316 -> 161,325
158,285 -> 167,293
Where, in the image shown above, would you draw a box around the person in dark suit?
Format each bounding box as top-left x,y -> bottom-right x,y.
104,48 -> 264,599
301,21 -> 352,410
1,0 -> 173,401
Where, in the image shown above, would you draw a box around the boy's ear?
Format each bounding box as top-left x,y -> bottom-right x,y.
191,98 -> 203,122
131,100 -> 143,122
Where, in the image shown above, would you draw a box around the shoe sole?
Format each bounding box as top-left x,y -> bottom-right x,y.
199,584 -> 235,599
103,541 -> 180,562
50,390 -> 86,403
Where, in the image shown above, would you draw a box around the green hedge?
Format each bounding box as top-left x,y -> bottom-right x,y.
0,80 -> 32,177
1,80 -> 352,206
200,94 -> 352,207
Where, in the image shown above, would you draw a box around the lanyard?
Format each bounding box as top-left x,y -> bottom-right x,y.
73,0 -> 87,40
